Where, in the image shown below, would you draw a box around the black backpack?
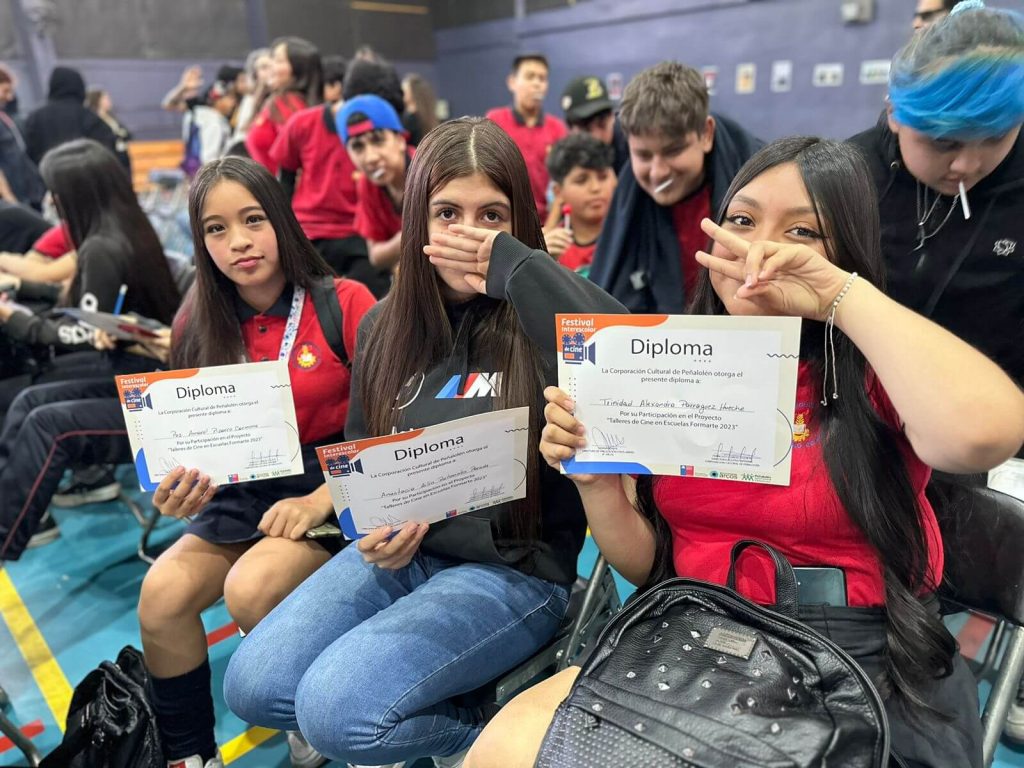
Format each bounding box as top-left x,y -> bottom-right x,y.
40,646 -> 162,768
536,541 -> 890,768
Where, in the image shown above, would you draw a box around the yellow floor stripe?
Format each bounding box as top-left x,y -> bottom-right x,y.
0,569 -> 73,732
221,726 -> 280,764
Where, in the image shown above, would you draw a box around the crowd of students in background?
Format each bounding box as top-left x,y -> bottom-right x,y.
0,1 -> 1022,767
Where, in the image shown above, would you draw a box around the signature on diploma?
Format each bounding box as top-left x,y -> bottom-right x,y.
709,443 -> 760,464
469,483 -> 505,503
590,428 -> 626,450
246,448 -> 283,469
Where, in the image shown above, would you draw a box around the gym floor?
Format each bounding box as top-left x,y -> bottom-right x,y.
3,470 -> 1024,767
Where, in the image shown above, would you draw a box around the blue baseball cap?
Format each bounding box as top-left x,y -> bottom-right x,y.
336,94 -> 404,144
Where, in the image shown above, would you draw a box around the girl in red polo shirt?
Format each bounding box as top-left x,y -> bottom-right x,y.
138,156 -> 375,768
244,37 -> 322,175
469,137 -> 1024,768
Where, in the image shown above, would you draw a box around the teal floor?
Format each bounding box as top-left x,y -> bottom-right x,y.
3,476 -> 1024,767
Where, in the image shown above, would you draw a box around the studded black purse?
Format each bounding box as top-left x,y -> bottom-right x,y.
535,541 -> 890,768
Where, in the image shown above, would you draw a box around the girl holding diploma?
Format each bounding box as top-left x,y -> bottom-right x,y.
465,137 -> 1024,768
223,118 -> 625,767
138,156 -> 375,768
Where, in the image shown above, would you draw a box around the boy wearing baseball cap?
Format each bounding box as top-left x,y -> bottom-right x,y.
588,61 -> 762,313
560,75 -> 629,171
337,94 -> 412,273
486,54 -> 567,221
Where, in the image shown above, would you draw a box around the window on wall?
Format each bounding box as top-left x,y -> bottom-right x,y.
50,0 -> 251,59
265,0 -> 435,60
429,0 -> 514,28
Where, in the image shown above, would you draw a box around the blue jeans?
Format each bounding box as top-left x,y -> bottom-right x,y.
223,543 -> 571,764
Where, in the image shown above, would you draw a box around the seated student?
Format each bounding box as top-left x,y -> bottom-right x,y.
273,57 -> 389,299
589,61 -> 762,313
560,76 -> 629,172
543,133 -> 617,276
222,117 -> 625,768
0,222 -> 75,285
246,37 -> 322,174
486,54 -> 567,221
0,140 -> 180,412
0,198 -> 48,253
136,156 -> 375,768
402,72 -> 440,147
182,81 -> 239,171
849,2 -> 1024,386
22,66 -> 117,166
464,137 -> 1024,768
337,94 -> 412,274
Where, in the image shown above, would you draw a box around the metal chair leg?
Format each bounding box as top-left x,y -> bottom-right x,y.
982,623 -> 1024,767
558,554 -> 618,672
0,685 -> 42,767
980,620 -> 1009,681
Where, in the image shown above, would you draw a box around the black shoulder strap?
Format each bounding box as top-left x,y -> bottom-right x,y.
309,275 -> 349,368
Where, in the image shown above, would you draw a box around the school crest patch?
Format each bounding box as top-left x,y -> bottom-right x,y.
294,341 -> 322,371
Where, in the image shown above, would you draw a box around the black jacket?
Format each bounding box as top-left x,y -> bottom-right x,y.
589,113 -> 763,313
23,67 -> 117,165
346,233 -> 627,584
848,123 -> 1024,383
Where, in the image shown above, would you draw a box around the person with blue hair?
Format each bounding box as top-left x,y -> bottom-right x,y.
851,0 -> 1024,745
849,1 -> 1024,387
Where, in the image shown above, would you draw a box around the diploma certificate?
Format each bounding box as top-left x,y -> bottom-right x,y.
116,361 -> 303,491
317,407 -> 530,538
556,314 -> 801,485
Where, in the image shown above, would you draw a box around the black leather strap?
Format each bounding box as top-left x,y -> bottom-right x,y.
726,539 -> 800,618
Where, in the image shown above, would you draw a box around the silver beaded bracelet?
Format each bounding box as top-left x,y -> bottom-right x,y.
821,272 -> 858,407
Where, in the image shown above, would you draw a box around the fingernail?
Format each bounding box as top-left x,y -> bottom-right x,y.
565,399 -> 576,410
576,424 -> 586,435
745,276 -> 755,288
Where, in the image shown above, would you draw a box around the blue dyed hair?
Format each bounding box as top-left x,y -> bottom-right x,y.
889,3 -> 1024,138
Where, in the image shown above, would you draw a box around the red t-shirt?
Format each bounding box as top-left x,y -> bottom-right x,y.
239,278 -> 376,443
560,240 -> 597,272
485,107 -> 567,222
245,92 -> 308,175
655,362 -> 943,608
271,104 -> 360,241
354,148 -> 415,243
670,184 -> 712,303
32,224 -> 72,259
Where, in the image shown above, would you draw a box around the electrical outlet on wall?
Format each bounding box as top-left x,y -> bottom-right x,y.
813,63 -> 844,87
841,0 -> 874,24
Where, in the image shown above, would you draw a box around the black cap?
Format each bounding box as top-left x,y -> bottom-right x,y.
561,76 -> 614,123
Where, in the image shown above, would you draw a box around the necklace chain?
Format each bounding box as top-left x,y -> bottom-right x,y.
915,181 -> 959,251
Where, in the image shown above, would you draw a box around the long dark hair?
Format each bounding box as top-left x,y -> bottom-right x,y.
356,117 -> 547,540
173,156 -> 332,368
39,139 -> 179,324
640,136 -> 955,715
272,36 -> 322,117
403,73 -> 439,135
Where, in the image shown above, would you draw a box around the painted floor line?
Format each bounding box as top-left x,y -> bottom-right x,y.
0,569 -> 72,733
0,719 -> 44,755
221,726 -> 280,764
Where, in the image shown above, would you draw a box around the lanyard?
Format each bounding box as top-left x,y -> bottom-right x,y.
244,284 -> 306,362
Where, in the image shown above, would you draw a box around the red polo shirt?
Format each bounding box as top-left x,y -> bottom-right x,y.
656,363 -> 942,608
670,183 -> 712,303
354,148 -> 415,243
32,224 -> 72,259
246,92 -> 308,175
237,279 -> 375,443
485,106 -> 567,221
560,240 -> 596,272
271,104 -> 360,241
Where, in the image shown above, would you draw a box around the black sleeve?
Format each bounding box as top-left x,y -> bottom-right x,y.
343,304 -> 382,442
2,239 -> 125,351
280,169 -> 297,203
84,114 -> 118,154
486,231 -> 627,361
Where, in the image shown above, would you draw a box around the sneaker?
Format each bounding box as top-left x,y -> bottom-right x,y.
433,749 -> 470,768
1005,699 -> 1024,742
26,511 -> 59,549
288,731 -> 328,768
167,753 -> 224,768
51,466 -> 121,507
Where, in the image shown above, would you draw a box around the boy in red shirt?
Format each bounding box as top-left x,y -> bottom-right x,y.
486,54 -> 566,222
272,58 -> 389,298
544,133 -> 617,277
336,94 -> 411,273
588,62 -> 762,312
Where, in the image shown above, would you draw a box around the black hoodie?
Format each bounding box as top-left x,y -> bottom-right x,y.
589,113 -> 763,314
345,233 -> 627,584
848,123 -> 1024,384
23,67 -> 117,165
